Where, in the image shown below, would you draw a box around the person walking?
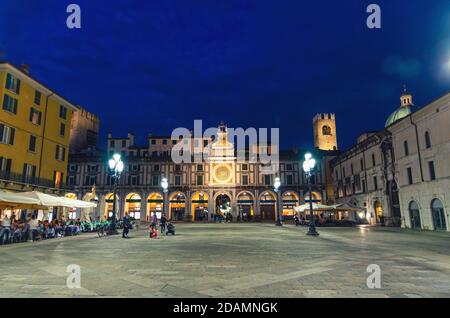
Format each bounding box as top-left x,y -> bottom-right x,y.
160,213 -> 167,235
122,212 -> 130,238
150,212 -> 157,229
0,214 -> 12,245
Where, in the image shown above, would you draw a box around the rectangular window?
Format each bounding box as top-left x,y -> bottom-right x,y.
242,164 -> 248,171
22,163 -> 36,184
60,123 -> 65,136
0,124 -> 15,145
69,164 -> 77,172
175,175 -> 181,186
286,164 -> 293,171
343,167 -> 346,178
68,176 -> 76,186
286,175 -> 293,185
2,94 -> 18,114
197,164 -> 203,171
5,73 -> 20,94
197,175 -> 203,185
264,175 -> 271,185
121,140 -> 126,147
175,165 -> 181,172
152,175 -> 159,186
351,164 -> 354,175
34,90 -> 41,105
362,179 -> 366,193
407,167 -> 413,185
151,139 -> 156,145
242,175 -> 249,185
429,161 -> 436,181
55,145 -> 66,161
59,105 -> 67,120
373,176 -> 378,190
172,139 -> 177,145
360,159 -> 364,171
110,140 -> 115,147
29,135 -> 36,152
154,164 -> 160,172
0,157 -> 12,179
203,140 -> 208,147
372,154 -> 376,167
163,139 -> 168,145
29,108 -> 42,125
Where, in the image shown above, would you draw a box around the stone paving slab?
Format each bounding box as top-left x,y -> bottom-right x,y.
0,223 -> 449,298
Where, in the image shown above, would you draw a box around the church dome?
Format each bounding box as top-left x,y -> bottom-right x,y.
385,106 -> 412,127
385,86 -> 413,127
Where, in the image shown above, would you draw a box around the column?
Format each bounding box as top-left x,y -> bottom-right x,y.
140,193 -> 147,223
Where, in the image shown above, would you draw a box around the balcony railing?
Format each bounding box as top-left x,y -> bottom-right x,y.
0,170 -> 60,189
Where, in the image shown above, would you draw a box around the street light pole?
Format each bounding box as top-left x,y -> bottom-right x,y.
303,153 -> 319,237
274,177 -> 282,226
161,177 -> 169,219
108,154 -> 124,234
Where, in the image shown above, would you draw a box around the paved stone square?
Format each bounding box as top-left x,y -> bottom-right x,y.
0,223 -> 449,298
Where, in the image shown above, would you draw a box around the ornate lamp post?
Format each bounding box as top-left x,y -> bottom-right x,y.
303,153 -> 319,236
161,177 -> 169,219
274,177 -> 282,226
108,153 -> 124,233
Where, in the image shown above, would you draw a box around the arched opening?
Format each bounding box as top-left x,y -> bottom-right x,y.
431,199 -> 447,231
282,192 -> 300,221
125,193 -> 141,220
409,201 -> 421,229
169,192 -> 186,221
147,193 -> 163,222
237,191 -> 254,222
104,193 -> 119,220
260,191 -> 277,221
191,192 -> 209,222
374,201 -> 383,224
322,125 -> 332,136
215,193 -> 232,219
304,192 -> 322,204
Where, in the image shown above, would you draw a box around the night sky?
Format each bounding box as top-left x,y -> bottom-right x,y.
1,0 -> 449,150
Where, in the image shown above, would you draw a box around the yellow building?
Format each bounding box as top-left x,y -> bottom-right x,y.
0,62 -> 78,193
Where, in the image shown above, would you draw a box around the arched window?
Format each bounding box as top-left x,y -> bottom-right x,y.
408,201 -> 421,229
425,131 -> 431,149
322,125 -> 332,136
431,199 -> 447,231
403,141 -> 409,156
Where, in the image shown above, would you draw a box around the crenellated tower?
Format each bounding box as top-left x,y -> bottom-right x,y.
313,113 -> 338,151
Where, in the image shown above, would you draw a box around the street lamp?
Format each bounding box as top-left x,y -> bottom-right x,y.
108,153 -> 124,233
274,177 -> 282,226
161,177 -> 169,219
303,153 -> 319,236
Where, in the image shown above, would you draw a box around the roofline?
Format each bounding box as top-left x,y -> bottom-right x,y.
0,61 -> 78,111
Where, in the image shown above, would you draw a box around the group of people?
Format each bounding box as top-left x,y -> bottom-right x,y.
148,213 -> 175,239
0,214 -> 82,245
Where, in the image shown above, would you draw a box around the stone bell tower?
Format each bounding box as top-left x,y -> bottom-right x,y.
313,113 -> 338,151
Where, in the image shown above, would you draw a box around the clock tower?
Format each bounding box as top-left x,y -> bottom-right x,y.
209,122 -> 236,186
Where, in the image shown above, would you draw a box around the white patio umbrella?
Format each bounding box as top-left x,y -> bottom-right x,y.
0,190 -> 46,209
294,202 -> 338,213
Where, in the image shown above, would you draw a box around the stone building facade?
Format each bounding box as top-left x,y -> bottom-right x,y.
330,89 -> 449,231
67,122 -> 331,223
389,92 -> 450,231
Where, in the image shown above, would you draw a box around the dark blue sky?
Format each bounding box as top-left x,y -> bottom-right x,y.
1,0 -> 449,150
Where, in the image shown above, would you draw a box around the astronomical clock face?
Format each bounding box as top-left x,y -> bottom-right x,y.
213,164 -> 233,184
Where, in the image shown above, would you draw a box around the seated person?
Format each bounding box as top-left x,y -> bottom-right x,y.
166,223 -> 175,236
149,227 -> 158,239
